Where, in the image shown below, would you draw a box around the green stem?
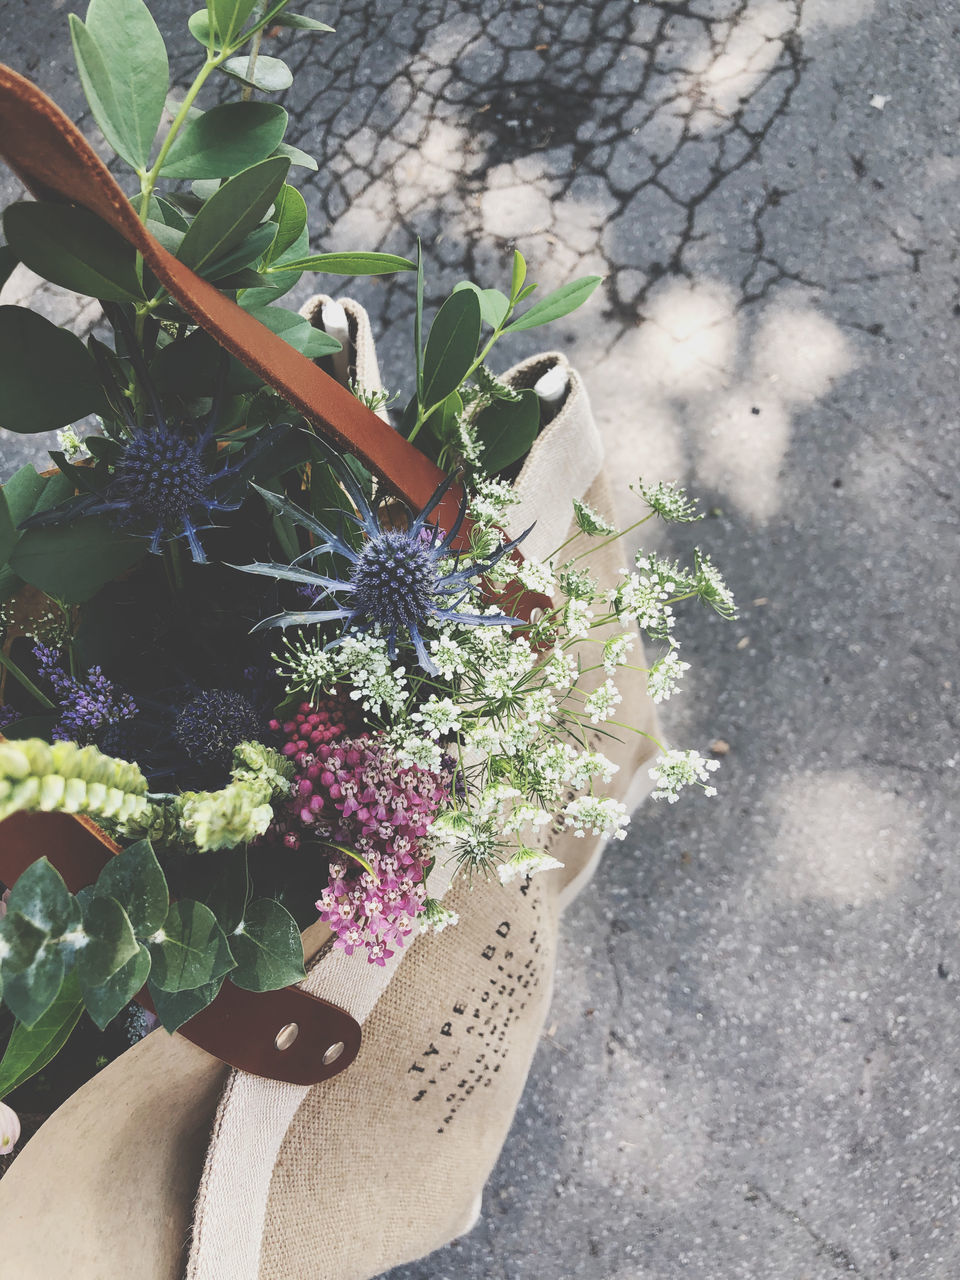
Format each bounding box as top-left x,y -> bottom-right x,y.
0,648 -> 56,712
569,512 -> 655,563
240,4 -> 268,101
407,324 -> 506,445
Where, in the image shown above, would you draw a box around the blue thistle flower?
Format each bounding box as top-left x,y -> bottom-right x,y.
235,447 -> 531,674
21,313 -> 278,563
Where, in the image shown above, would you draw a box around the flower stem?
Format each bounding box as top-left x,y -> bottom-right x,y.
0,648 -> 56,712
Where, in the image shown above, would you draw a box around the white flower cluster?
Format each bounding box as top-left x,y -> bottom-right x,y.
468,479 -> 520,527
646,648 -> 690,703
562,794 -> 629,840
649,749 -> 720,803
498,845 -> 565,884
634,478 -> 703,523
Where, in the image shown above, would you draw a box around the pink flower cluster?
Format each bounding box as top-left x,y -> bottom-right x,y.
271,704 -> 451,965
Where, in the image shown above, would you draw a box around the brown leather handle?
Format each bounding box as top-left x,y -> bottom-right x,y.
0,810 -> 361,1085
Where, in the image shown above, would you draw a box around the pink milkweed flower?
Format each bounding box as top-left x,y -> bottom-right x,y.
0,1101 -> 21,1156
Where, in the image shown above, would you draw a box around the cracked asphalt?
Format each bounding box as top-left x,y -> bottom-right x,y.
1,1 -> 958,1277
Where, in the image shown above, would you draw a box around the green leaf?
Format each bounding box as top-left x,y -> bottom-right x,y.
202,222 -> 278,280
76,895 -> 138,988
247,306 -> 342,357
5,858 -> 80,941
272,250 -> 416,276
0,971 -> 83,1101
147,900 -> 236,993
0,911 -> 47,975
272,141 -> 318,171
148,974 -> 223,1033
93,839 -> 168,937
434,389 -> 463,446
160,102 -> 289,179
229,899 -> 305,992
453,282 -> 509,329
84,0 -> 168,171
1,940 -> 65,1029
178,156 -> 290,273
144,217 -> 184,255
415,238 -> 424,406
151,196 -> 190,230
0,492 -> 16,567
275,11 -> 334,29
511,249 -> 527,301
0,715 -> 58,742
1,466 -> 47,527
188,9 -> 214,45
0,245 -> 17,293
505,276 -> 603,332
0,308 -> 110,434
3,203 -> 143,302
422,288 -> 481,409
266,184 -> 307,264
82,943 -> 150,1030
151,327 -> 261,397
474,386 -> 540,475
10,518 -> 147,606
208,0 -> 259,43
222,54 -> 293,92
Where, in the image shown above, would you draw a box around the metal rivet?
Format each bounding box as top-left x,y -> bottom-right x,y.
322,1041 -> 345,1066
275,1022 -> 299,1051
529,607 -> 545,625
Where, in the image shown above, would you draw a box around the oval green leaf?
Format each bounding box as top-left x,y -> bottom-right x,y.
0,307 -> 109,434
94,839 -> 169,938
178,155 -> 290,272
147,974 -> 223,1033
85,0 -> 168,170
208,0 -> 259,44
10,517 -> 147,606
475,387 -> 540,476
221,55 -> 293,93
160,102 -> 289,179
422,288 -> 482,408
229,899 -> 305,992
82,943 -> 150,1031
3,202 -> 144,302
76,895 -> 139,988
0,971 -> 83,1100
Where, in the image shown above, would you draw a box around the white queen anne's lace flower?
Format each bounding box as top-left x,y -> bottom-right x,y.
647,648 -> 690,703
562,795 -> 629,840
635,478 -> 703,523
584,678 -> 622,724
498,846 -> 565,884
649,749 -> 720,803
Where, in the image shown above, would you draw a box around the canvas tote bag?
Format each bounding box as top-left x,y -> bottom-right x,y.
0,66 -> 661,1279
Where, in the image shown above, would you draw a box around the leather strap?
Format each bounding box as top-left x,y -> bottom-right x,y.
0,810 -> 360,1084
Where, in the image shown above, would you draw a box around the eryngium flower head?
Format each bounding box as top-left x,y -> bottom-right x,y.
175,689 -> 262,772
237,449 -> 532,673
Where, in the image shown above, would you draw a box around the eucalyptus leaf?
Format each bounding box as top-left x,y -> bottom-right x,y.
10,518 -> 147,606
221,55 -> 293,93
178,156 -> 290,272
147,900 -> 235,993
147,974 -> 223,1034
229,899 -> 305,992
275,12 -> 334,30
3,202 -> 143,302
82,943 -> 150,1031
246,305 -> 342,357
272,141 -> 318,171
2,943 -> 64,1029
84,0 -> 168,170
505,276 -> 603,332
5,858 -> 80,940
273,251 -> 416,276
76,895 -> 139,987
93,839 -> 169,938
474,386 -> 540,475
160,102 -> 289,179
0,971 -> 83,1101
452,282 -> 509,329
188,9 -> 214,45
266,184 -> 307,264
422,288 -> 481,408
208,0 -> 259,43
0,911 -> 47,975
201,222 -> 278,280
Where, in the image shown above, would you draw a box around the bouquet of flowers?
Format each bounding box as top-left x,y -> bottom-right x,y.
0,0 -> 733,1200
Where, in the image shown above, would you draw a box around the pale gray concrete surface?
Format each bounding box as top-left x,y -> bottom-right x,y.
1,2 -> 958,1276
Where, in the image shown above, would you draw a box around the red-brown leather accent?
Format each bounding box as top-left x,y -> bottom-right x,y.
0,810 -> 361,1083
